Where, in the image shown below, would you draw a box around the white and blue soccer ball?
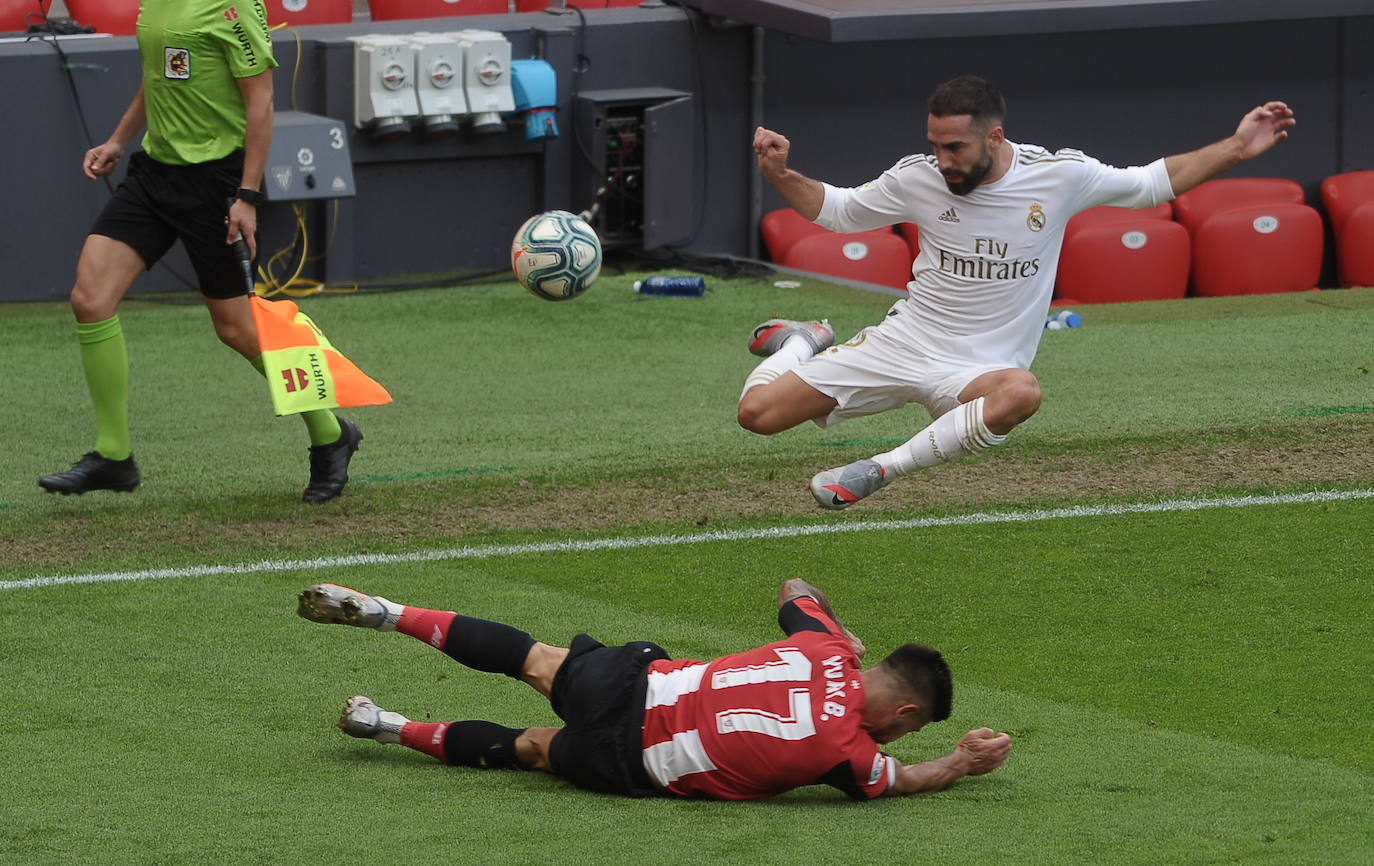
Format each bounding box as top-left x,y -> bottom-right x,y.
510,210 -> 602,301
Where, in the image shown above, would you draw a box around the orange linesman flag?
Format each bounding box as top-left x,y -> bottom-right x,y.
250,296 -> 392,416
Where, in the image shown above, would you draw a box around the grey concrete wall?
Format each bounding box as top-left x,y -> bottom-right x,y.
758,17 -> 1371,203
2,7 -> 751,300
1,6 -> 1370,302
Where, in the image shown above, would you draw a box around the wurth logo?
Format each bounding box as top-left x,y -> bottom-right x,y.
226,5 -> 259,67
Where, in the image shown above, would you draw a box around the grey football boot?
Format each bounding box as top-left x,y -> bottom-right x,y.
337,695 -> 409,744
748,318 -> 835,357
297,583 -> 402,630
809,459 -> 889,510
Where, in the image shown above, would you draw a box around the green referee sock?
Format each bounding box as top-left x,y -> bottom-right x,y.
77,316 -> 132,461
248,355 -> 342,446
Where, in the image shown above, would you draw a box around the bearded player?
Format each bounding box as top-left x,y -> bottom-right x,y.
739,75 -> 1295,509
297,578 -> 1010,799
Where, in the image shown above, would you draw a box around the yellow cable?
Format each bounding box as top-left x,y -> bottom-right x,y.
252,25 -> 358,297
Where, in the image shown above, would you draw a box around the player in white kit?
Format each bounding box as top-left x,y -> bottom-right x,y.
739,75 -> 1295,509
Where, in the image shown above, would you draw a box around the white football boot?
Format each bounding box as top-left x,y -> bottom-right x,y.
337,695 -> 409,745
297,583 -> 402,630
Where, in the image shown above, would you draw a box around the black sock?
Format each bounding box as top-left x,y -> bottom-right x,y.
441,721 -> 525,769
441,615 -> 537,679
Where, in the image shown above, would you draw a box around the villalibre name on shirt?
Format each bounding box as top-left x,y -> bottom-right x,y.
935,237 -> 1042,280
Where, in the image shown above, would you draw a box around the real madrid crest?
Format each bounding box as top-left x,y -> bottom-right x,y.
1026,202 -> 1046,232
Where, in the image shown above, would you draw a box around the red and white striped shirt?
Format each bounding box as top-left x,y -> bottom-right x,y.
639,598 -> 895,800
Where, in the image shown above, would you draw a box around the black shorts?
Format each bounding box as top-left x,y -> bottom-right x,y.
90,150 -> 248,299
547,633 -> 672,798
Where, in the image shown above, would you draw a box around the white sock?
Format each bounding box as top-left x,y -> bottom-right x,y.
873,397 -> 1007,477
372,709 -> 410,744
740,335 -> 819,401
372,596 -> 405,632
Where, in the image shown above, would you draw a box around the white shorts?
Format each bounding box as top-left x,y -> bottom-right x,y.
795,322 -> 1010,429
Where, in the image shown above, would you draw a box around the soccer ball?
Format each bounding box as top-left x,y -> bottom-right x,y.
510,210 -> 602,301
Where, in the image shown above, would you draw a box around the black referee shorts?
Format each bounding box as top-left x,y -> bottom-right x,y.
90,150 -> 249,299
547,633 -> 672,798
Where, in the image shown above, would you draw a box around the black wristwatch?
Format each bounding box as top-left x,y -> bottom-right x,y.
235,187 -> 266,206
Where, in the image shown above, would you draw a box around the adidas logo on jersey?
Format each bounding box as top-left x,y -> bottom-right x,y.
938,207 -> 960,223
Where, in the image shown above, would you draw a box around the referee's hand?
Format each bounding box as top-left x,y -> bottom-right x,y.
226,199 -> 259,260
84,142 -> 123,180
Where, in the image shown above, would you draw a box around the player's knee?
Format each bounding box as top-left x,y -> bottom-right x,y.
519,642 -> 569,697
1012,377 -> 1043,418
988,376 -> 1041,430
70,280 -> 117,322
515,728 -> 559,772
737,391 -> 778,434
212,320 -> 256,358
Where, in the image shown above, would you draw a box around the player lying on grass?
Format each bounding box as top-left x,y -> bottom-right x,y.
739,74 -> 1296,510
298,579 -> 1010,799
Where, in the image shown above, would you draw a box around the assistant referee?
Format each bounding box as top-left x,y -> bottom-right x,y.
39,0 -> 363,503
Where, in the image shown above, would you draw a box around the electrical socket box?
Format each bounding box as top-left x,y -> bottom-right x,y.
349,34 -> 421,136
265,111 -> 356,201
456,29 -> 515,133
410,32 -> 467,136
573,87 -> 695,249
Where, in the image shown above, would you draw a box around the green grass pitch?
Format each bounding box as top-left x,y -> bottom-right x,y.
1,269 -> 1372,864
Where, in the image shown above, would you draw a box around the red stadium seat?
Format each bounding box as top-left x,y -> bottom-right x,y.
1334,201 -> 1374,287
1320,170 -> 1374,237
896,222 -> 920,261
1189,203 -> 1322,297
1055,218 -> 1190,304
1064,201 -> 1172,241
1171,178 -> 1317,296
1171,177 -> 1305,235
65,0 -> 139,35
515,0 -> 643,9
0,0 -> 34,31
367,0 -> 506,21
760,208 -> 828,262
1320,171 -> 1374,286
263,0 -> 353,25
781,230 -> 913,290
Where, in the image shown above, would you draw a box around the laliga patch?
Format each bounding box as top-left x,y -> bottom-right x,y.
165,47 -> 191,79
868,753 -> 887,784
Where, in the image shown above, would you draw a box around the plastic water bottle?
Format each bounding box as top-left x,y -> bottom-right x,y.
1045,309 -> 1082,330
633,275 -> 706,297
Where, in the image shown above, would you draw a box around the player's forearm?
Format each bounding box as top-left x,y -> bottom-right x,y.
107,85 -> 147,149
1163,135 -> 1245,197
889,752 -> 971,795
778,578 -> 835,617
765,169 -> 825,222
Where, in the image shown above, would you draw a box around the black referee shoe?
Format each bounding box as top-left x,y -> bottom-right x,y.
39,452 -> 141,495
303,418 -> 362,503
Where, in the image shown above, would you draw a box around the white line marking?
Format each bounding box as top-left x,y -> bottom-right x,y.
6,488 -> 1372,592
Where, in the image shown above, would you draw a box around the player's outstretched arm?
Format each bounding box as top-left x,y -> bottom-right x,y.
1163,101 -> 1296,197
754,126 -> 826,221
885,727 -> 1011,796
777,578 -> 865,660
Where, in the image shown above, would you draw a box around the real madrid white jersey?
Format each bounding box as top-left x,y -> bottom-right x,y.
815,143 -> 1173,370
